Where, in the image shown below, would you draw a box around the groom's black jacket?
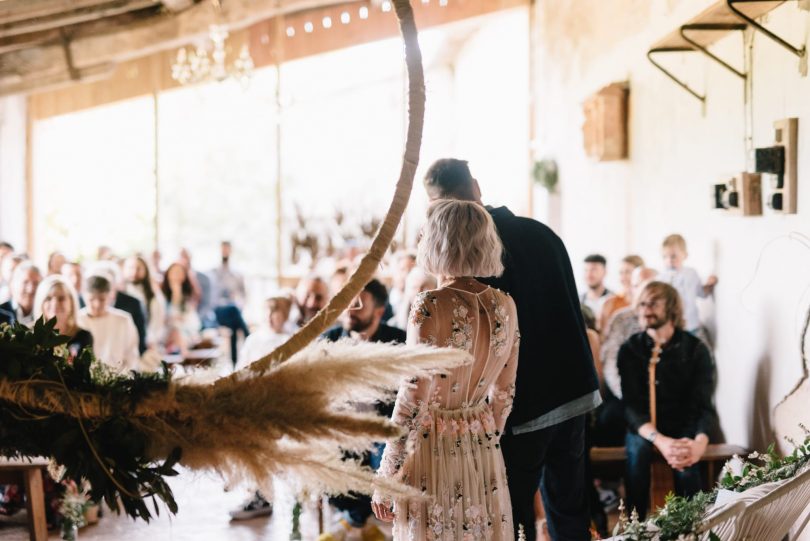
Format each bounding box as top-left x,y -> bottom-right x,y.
480,206 -> 599,428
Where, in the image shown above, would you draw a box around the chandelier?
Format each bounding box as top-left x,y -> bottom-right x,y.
171,24 -> 254,87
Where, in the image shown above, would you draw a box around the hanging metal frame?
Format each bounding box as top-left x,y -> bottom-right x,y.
727,0 -> 807,59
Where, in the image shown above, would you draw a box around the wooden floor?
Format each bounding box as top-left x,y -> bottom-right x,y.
0,469 -> 329,540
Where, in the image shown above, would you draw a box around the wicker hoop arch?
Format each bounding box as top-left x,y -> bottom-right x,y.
228,0 -> 426,379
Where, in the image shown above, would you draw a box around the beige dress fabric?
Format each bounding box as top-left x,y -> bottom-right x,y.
378,284 -> 520,541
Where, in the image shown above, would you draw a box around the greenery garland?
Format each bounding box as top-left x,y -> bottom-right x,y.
613,427 -> 810,540
0,320 -> 180,520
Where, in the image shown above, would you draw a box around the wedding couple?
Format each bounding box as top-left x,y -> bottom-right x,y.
371,159 -> 600,541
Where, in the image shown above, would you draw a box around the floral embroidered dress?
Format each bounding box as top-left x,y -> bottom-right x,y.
377,283 -> 520,541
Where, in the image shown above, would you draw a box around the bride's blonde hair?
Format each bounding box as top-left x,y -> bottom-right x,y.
417,199 -> 504,278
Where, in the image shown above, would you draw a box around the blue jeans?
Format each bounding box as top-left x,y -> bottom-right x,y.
624,432 -> 702,519
214,304 -> 250,365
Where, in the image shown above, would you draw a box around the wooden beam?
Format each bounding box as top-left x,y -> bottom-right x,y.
0,0 -> 162,39
0,29 -> 61,55
3,63 -> 114,96
0,0 -> 115,25
161,0 -> 195,12
0,0 -> 353,92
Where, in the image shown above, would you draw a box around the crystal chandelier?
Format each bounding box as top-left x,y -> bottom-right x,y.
171,24 -> 254,87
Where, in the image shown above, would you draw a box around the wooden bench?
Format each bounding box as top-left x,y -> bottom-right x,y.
0,457 -> 50,541
591,443 -> 748,509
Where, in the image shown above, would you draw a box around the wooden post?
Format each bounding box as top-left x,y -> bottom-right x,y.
22,467 -> 47,541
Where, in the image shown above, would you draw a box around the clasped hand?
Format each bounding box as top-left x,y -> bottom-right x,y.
655,436 -> 706,471
371,491 -> 395,522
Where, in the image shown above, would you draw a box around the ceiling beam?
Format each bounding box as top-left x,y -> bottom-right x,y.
0,0 -> 356,93
0,62 -> 114,96
0,0 -> 115,25
161,0 -> 196,12
0,0 -> 162,39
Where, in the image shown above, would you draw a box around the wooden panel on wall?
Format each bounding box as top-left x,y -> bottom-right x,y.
582,81 -> 629,161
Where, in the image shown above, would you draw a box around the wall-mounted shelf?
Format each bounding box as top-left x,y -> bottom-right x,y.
647,1 -> 806,103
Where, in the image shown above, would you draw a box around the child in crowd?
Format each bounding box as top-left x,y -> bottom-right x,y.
659,234 -> 717,336
235,295 -> 293,372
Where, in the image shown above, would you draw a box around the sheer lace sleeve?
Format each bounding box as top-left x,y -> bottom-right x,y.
489,325 -> 519,439
377,292 -> 437,482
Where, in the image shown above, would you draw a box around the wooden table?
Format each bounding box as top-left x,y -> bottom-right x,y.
0,457 -> 50,541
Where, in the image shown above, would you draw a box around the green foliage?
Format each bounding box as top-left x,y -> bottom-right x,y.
0,319 -> 181,521
615,427 -> 810,541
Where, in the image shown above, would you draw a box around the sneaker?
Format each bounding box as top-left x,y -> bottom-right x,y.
229,491 -> 273,520
597,487 -> 619,513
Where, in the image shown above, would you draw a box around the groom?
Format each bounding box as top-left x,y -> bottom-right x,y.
424,159 -> 600,541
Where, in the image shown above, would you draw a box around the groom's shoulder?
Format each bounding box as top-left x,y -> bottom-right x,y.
487,206 -> 560,242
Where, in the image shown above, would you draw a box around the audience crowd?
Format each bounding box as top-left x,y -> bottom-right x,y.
0,230 -> 719,538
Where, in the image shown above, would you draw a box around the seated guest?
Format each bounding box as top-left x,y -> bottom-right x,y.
293,275 -> 329,328
600,255 -> 644,333
388,250 -> 416,315
391,266 -> 437,330
235,295 -> 292,372
618,281 -> 715,519
320,278 -> 405,540
88,261 -> 147,354
161,262 -> 201,354
34,275 -> 92,360
0,261 -> 42,327
46,251 -> 67,276
60,261 -> 84,305
0,253 -> 26,304
123,255 -> 166,350
78,275 -> 140,372
596,266 -> 658,445
581,254 -> 613,331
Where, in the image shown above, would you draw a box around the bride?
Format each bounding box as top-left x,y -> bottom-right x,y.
372,199 -> 520,541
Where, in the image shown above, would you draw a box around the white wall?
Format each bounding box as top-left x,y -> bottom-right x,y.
533,0 -> 810,454
0,95 -> 26,248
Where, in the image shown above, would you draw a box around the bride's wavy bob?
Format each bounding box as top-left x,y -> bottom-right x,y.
417,199 -> 504,278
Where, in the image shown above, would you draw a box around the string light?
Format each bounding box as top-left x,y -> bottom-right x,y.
304,21 -> 314,32
439,0 -> 448,5
359,6 -> 369,19
322,16 -> 332,28
286,26 -> 295,37
340,11 -> 351,24
381,1 -> 392,11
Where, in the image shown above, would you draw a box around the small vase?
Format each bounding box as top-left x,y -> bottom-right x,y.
61,523 -> 79,541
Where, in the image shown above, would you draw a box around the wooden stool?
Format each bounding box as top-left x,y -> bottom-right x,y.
0,457 -> 50,541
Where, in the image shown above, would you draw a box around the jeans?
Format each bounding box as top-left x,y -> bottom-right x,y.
501,415 -> 590,541
624,432 -> 702,519
214,304 -> 250,365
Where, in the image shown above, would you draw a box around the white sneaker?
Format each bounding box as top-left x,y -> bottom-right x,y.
229,491 -> 273,520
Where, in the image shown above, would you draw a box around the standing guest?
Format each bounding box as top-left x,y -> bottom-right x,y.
123,255 -> 166,349
161,262 -> 201,353
88,262 -> 147,354
659,234 -> 718,340
210,241 -> 250,366
0,262 -> 42,327
235,296 -> 293,372
150,249 -> 164,283
78,275 -> 140,372
373,199 -> 518,541
618,281 -> 715,520
34,275 -> 92,360
46,251 -> 67,276
581,254 -> 613,330
599,255 -> 644,333
293,276 -> 329,328
421,158 -> 599,541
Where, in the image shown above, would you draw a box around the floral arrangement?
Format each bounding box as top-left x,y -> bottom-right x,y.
0,320 -> 467,521
613,426 -> 810,541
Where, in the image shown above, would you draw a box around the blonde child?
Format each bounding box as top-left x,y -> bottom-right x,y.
659,234 -> 717,335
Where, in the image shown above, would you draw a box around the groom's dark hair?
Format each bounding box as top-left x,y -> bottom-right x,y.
424,158 -> 477,201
